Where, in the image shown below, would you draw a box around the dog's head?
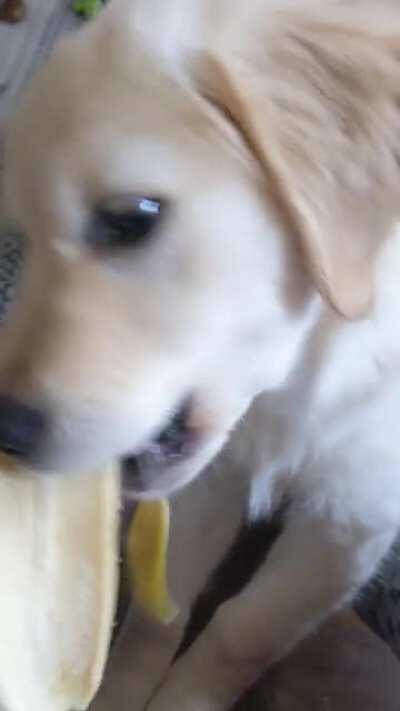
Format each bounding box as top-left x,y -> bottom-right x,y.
1,0 -> 400,495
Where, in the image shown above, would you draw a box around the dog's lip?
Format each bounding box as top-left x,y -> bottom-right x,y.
121,398 -> 195,474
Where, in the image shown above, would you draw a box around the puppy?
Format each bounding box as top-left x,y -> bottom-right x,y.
2,1 -> 400,709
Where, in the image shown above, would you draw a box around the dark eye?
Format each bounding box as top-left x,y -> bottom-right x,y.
88,195 -> 165,249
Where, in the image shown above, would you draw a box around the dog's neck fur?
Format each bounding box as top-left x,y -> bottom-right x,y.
224,224 -> 400,522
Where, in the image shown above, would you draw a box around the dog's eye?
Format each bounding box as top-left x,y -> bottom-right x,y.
89,196 -> 164,249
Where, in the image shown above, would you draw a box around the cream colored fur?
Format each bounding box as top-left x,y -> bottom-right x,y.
3,1 -> 400,709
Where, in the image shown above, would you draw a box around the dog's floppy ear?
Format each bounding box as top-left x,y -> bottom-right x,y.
197,3 -> 400,318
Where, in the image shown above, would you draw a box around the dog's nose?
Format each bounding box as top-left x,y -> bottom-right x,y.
0,396 -> 45,459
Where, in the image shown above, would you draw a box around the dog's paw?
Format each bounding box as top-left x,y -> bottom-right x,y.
145,661 -> 229,711
89,666 -> 164,711
147,689 -> 220,711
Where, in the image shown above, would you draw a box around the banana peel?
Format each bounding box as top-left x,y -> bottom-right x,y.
127,500 -> 179,625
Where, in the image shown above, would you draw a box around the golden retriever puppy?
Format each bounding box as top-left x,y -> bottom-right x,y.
2,1 -> 400,709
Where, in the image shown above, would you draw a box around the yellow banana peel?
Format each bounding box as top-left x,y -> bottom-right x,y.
127,500 -> 179,625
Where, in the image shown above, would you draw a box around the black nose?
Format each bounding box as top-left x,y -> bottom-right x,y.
0,396 -> 45,459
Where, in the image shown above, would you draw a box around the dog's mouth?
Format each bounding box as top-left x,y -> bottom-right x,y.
122,399 -> 195,484
114,401 -> 195,638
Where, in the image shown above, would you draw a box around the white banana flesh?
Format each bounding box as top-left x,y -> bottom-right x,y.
0,459 -> 120,711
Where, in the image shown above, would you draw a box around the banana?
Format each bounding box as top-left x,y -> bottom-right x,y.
0,456 -> 120,711
127,500 -> 178,625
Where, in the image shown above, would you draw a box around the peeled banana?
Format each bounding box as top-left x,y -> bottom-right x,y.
0,456 -> 120,711
0,455 -> 177,711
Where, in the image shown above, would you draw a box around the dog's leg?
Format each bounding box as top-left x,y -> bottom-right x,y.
146,513 -> 397,711
90,464 -> 248,711
89,605 -> 189,711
